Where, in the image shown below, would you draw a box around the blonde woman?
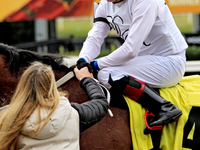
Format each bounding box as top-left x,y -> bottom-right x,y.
0,62 -> 108,150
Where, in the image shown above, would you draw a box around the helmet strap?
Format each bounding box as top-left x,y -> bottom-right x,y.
113,0 -> 123,3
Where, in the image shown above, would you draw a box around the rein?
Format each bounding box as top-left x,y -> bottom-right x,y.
56,71 -> 75,88
56,71 -> 113,117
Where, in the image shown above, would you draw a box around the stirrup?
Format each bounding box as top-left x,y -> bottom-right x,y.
144,110 -> 163,134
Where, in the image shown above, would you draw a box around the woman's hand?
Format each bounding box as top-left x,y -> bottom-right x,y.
74,67 -> 94,81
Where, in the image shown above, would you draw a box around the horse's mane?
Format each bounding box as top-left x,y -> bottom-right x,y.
0,43 -> 71,76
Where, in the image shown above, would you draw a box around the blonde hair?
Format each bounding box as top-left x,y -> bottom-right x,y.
0,62 -> 64,150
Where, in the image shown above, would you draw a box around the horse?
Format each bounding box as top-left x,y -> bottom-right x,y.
1,43 -> 200,150
0,43 -> 133,150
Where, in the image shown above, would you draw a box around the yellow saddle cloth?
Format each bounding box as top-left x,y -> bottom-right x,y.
125,75 -> 200,150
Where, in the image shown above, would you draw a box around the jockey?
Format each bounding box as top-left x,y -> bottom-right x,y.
77,0 -> 188,129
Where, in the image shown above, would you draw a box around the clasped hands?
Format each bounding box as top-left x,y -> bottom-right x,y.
75,58 -> 99,79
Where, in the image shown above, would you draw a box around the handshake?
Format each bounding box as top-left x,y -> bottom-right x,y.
76,58 -> 99,78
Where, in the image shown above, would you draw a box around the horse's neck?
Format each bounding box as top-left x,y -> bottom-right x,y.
0,55 -> 20,106
58,77 -> 89,104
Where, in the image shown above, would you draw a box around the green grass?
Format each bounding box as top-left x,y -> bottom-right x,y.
58,44 -> 116,57
186,46 -> 200,60
59,46 -> 81,56
56,18 -> 93,38
173,14 -> 193,33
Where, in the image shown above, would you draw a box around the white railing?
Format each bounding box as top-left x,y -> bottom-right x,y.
186,61 -> 200,72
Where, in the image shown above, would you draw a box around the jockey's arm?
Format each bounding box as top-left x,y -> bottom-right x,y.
78,1 -> 110,63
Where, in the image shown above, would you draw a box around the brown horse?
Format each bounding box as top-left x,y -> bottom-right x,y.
0,43 -> 132,150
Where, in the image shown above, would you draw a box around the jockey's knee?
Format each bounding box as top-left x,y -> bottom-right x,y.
97,69 -> 111,89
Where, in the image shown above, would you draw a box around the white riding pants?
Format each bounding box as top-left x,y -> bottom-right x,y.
97,51 -> 186,89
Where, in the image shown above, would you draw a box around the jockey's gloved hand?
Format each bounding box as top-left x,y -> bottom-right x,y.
90,61 -> 99,79
76,58 -> 93,73
69,65 -> 76,72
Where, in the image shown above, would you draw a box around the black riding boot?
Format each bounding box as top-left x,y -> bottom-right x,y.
109,76 -> 182,128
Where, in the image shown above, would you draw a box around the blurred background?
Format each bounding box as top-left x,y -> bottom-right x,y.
0,0 -> 200,75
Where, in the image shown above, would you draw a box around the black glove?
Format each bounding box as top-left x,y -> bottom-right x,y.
90,61 -> 99,79
76,58 -> 93,73
69,65 -> 76,72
